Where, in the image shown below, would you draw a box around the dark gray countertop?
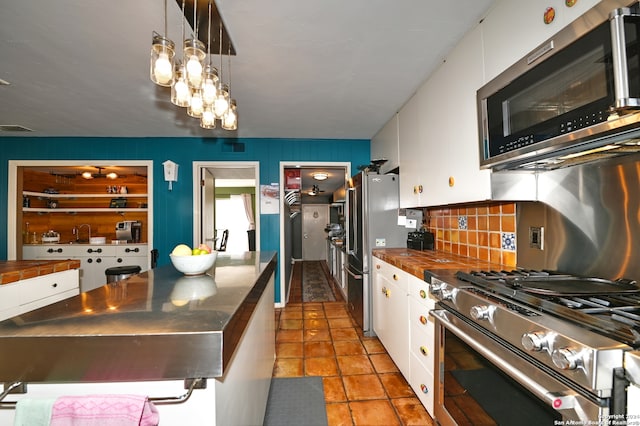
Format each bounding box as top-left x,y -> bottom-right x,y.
0,251 -> 277,383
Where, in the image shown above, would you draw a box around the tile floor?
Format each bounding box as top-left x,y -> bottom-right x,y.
273,261 -> 435,426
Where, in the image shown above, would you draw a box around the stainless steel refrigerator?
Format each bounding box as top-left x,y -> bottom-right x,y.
345,172 -> 406,336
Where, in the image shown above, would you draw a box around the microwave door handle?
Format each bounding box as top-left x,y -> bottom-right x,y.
611,9 -> 631,108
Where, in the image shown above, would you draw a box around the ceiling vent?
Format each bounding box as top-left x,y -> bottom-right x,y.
0,125 -> 33,132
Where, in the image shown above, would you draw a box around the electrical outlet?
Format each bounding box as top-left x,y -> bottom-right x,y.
375,238 -> 386,247
529,226 -> 544,250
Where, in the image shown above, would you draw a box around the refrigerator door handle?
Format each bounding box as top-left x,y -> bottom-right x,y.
349,187 -> 358,256
344,266 -> 362,280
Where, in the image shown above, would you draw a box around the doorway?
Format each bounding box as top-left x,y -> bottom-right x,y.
193,162 -> 259,253
279,161 -> 351,307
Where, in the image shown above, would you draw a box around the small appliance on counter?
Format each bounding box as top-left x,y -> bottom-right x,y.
115,221 -> 142,243
407,230 -> 434,250
41,230 -> 60,244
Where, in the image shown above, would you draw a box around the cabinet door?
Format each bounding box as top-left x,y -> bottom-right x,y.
371,259 -> 409,377
116,245 -> 150,271
482,0 -> 601,83
371,114 -> 399,174
420,25 -> 491,206
398,92 -> 425,208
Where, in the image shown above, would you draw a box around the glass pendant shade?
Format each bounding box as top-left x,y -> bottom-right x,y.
188,88 -> 204,117
150,33 -> 175,86
213,84 -> 230,119
171,63 -> 190,107
202,66 -> 219,106
184,39 -> 206,88
200,106 -> 216,129
222,99 -> 238,130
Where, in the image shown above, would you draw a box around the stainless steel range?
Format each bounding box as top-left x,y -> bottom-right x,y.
428,269 -> 638,425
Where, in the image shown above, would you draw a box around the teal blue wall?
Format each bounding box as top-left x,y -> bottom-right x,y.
0,136 -> 370,303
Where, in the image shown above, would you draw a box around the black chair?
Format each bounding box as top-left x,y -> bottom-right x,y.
218,229 -> 229,252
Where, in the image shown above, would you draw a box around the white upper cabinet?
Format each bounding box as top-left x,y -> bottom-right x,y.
482,0 -> 601,83
371,114 -> 400,174
399,24 -> 491,208
398,91 -> 425,207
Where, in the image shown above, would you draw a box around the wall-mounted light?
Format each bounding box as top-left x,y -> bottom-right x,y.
312,172 -> 328,181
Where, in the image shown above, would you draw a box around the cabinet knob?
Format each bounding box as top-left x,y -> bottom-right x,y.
420,384 -> 429,394
51,283 -> 57,288
419,289 -> 427,299
419,315 -> 428,325
376,264 -> 380,269
381,287 -> 390,297
419,346 -> 429,356
117,258 -> 123,263
392,274 -> 398,281
96,258 -> 102,263
87,258 -> 93,264
125,248 -> 140,253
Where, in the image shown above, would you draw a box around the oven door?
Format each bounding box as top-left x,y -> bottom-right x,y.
431,308 -> 609,425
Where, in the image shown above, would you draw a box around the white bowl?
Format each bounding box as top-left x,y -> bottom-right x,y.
90,236 -> 106,244
169,252 -> 218,275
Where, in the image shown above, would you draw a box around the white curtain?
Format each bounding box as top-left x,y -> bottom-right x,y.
241,193 -> 255,230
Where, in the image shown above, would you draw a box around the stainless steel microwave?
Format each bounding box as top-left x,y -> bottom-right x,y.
478,0 -> 640,171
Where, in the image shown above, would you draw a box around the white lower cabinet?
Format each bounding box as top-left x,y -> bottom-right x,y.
372,257 -> 437,417
372,258 -> 410,378
0,269 -> 79,321
23,244 -> 149,293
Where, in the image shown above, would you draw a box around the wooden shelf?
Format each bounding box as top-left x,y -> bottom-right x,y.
23,208 -> 148,213
23,191 -> 147,198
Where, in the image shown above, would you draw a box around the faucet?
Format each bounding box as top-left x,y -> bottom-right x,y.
74,224 -> 91,242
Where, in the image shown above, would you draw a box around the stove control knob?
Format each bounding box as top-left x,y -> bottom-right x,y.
521,332 -> 549,352
440,288 -> 454,301
551,347 -> 582,370
470,305 -> 491,321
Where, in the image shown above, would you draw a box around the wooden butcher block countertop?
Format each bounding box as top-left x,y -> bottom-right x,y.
372,248 -> 506,280
0,260 -> 81,284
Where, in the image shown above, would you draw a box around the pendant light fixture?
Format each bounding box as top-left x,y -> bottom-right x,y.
200,0 -> 218,129
171,0 -> 190,107
151,0 -> 238,131
150,0 -> 175,86
222,45 -> 237,130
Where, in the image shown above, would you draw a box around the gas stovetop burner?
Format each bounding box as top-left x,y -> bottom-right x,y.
456,269 -> 640,348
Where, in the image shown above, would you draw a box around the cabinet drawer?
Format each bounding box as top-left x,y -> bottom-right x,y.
0,270 -> 79,321
409,297 -> 435,372
410,353 -> 435,417
372,258 -> 408,293
408,274 -> 435,308
24,269 -> 79,303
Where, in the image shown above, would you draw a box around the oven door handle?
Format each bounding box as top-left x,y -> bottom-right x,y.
430,309 -> 581,415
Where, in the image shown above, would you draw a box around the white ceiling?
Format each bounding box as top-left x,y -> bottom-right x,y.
0,0 -> 494,140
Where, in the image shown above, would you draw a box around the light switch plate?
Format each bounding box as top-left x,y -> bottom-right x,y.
375,238 -> 386,247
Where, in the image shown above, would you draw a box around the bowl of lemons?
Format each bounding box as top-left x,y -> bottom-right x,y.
169,243 -> 217,275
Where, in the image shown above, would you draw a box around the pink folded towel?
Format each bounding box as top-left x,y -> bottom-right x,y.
49,394 -> 159,426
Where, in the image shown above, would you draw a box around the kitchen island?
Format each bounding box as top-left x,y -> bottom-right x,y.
0,251 -> 277,425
